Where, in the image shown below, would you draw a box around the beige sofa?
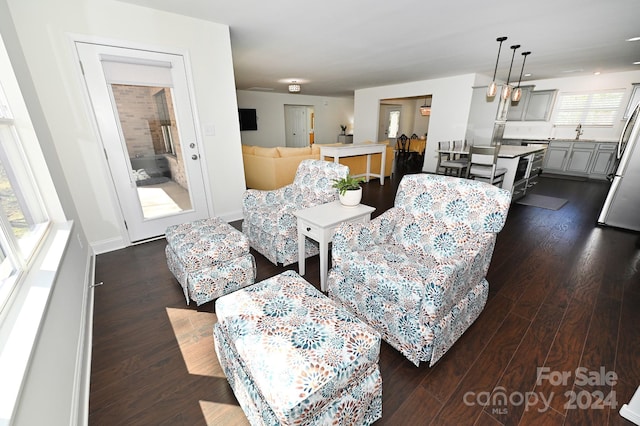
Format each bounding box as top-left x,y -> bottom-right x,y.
242,143 -> 395,190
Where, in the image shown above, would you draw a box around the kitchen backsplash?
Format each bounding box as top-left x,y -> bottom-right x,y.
504,121 -> 620,142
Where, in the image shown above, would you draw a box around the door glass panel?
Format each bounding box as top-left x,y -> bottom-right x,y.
110,84 -> 192,220
388,110 -> 400,138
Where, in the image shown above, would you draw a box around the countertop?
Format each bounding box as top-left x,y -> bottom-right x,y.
498,145 -> 546,159
502,138 -> 617,145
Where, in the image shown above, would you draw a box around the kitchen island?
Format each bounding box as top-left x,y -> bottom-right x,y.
496,145 -> 546,199
437,144 -> 546,201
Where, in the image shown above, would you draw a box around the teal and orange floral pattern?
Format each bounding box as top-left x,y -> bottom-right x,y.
214,271 -> 382,425
165,217 -> 255,305
328,174 -> 511,366
242,159 -> 348,266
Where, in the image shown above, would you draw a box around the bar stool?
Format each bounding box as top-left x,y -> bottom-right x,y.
436,140 -> 469,177
466,145 -> 508,187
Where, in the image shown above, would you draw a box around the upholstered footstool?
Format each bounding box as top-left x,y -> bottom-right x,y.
165,217 -> 256,305
213,270 -> 383,426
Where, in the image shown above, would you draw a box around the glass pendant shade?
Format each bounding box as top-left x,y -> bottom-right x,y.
511,87 -> 522,102
501,84 -> 513,100
487,81 -> 498,97
487,36 -> 508,97
501,45 -> 520,101
512,51 -> 531,102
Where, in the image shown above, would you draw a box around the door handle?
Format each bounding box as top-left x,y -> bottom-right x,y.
192,154 -> 198,160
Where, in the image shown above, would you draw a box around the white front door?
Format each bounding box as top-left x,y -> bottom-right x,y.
76,42 -> 209,242
284,105 -> 309,147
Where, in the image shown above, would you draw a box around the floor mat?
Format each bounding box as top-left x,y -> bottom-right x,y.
516,194 -> 568,210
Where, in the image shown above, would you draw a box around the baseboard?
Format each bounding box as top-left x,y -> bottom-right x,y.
70,252 -> 95,426
91,236 -> 126,254
217,209 -> 243,223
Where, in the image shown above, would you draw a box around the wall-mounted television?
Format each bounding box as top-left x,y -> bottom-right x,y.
238,108 -> 258,131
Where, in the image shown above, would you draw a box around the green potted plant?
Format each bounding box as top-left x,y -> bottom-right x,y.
340,124 -> 347,135
332,175 -> 365,206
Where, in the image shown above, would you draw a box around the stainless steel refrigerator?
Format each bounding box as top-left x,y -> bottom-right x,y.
597,102 -> 640,231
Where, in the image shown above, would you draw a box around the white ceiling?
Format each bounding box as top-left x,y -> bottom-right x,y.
121,0 -> 640,97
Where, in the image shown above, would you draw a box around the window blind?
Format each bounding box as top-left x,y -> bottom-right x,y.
554,90 -> 625,126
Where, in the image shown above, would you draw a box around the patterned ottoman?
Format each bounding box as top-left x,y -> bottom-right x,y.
214,271 -> 383,426
165,217 -> 256,305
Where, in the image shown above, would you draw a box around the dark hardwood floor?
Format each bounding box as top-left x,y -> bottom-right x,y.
91,172 -> 640,425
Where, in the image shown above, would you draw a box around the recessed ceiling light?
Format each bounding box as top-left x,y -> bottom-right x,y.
627,37 -> 640,42
634,61 -> 640,65
524,73 -> 532,77
593,71 -> 601,75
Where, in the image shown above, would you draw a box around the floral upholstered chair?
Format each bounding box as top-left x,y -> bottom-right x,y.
327,174 -> 511,366
242,159 -> 349,266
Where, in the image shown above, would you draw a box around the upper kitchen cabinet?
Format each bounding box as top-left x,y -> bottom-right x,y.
507,89 -> 558,122
506,86 -> 533,121
525,90 -> 557,121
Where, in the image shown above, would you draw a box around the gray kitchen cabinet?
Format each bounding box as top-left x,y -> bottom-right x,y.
543,142 -> 571,171
506,86 -> 534,121
589,143 -> 616,178
524,90 -> 557,121
565,142 -> 596,173
542,141 -> 614,180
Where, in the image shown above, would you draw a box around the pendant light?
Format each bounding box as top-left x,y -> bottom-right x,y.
487,36 -> 508,97
420,96 -> 431,116
501,44 -> 521,101
511,51 -> 531,102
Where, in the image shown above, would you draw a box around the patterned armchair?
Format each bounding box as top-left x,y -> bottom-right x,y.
242,159 -> 349,266
327,174 -> 511,366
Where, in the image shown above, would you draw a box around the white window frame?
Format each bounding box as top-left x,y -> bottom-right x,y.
0,33 -> 71,424
554,89 -> 625,127
0,85 -> 51,315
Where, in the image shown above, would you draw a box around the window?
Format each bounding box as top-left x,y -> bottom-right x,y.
554,90 -> 625,126
0,79 -> 50,313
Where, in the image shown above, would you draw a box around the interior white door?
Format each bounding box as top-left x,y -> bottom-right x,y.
76,42 -> 209,242
284,105 -> 308,147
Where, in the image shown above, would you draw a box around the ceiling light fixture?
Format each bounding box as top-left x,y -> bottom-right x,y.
626,37 -> 640,42
511,51 -> 531,102
487,36 -> 508,97
288,81 -> 301,93
420,96 -> 431,116
501,44 -> 521,100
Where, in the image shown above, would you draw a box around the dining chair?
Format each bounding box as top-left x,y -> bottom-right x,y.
466,145 -> 508,187
436,140 -> 469,177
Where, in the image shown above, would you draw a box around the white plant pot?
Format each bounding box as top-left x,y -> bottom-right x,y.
339,187 -> 362,207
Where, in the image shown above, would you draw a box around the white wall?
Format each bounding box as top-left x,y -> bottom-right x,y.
504,70 -> 640,141
236,90 -> 354,146
354,74 -> 478,172
1,2 -> 93,425
6,0 -> 245,252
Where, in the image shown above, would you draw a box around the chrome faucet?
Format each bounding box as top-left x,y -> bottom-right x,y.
575,123 -> 583,140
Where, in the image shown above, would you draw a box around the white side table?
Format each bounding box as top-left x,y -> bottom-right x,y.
294,201 -> 375,291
